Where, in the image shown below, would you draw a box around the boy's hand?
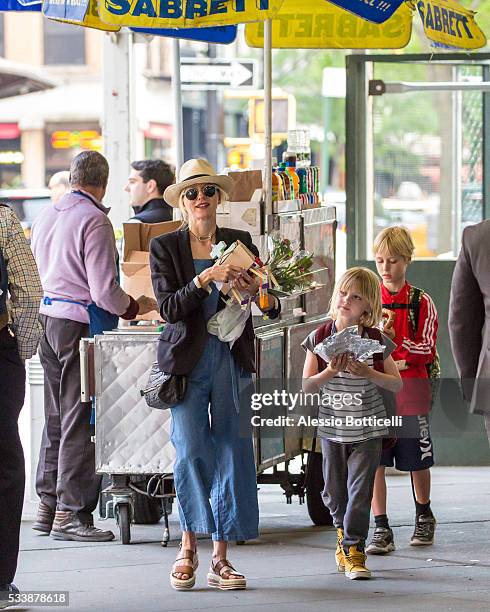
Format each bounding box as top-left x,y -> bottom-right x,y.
327,352 -> 350,374
346,359 -> 372,378
382,308 -> 396,339
395,359 -> 407,371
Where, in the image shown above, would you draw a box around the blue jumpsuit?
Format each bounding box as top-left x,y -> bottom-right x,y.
170,259 -> 259,541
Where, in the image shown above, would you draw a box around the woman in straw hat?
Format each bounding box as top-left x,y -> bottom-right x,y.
150,159 -> 280,591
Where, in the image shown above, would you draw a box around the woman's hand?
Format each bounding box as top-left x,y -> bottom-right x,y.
199,264 -> 244,288
346,359 -> 372,378
233,271 -> 260,295
327,352 -> 351,374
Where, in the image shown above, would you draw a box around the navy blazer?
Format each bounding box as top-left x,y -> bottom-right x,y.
130,198 -> 173,223
150,226 -> 280,375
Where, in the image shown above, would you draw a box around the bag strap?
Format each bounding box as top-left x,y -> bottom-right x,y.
363,327 -> 384,373
409,286 -> 423,336
314,320 -> 333,371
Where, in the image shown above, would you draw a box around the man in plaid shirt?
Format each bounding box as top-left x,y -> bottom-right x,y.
0,203 -> 43,604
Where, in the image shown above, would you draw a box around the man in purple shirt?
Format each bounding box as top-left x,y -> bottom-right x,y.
31,151 -> 156,542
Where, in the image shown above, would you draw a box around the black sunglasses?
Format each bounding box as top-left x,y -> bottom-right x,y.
184,185 -> 217,200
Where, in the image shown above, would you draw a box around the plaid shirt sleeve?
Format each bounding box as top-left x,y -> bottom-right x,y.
2,208 -> 43,359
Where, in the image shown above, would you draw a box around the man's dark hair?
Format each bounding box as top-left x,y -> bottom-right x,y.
131,159 -> 175,196
70,151 -> 109,189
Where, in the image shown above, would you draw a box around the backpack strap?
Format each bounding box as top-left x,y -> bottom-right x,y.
314,320 -> 334,372
363,327 -> 385,373
409,286 -> 423,337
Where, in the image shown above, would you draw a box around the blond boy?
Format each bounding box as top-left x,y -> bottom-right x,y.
368,227 -> 439,554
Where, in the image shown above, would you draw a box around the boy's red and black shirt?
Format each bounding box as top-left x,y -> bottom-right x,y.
381,281 -> 439,416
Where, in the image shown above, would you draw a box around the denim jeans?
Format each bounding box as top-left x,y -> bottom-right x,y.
170,335 -> 258,541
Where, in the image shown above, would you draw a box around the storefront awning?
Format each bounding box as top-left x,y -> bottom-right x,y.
0,58 -> 55,99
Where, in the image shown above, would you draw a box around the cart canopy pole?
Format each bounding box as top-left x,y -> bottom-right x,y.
264,18 -> 273,218
172,38 -> 184,171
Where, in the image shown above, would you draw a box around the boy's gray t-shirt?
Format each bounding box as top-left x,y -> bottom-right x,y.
302,324 -> 396,443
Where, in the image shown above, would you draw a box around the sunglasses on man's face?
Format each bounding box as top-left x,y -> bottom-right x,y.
184,185 -> 217,200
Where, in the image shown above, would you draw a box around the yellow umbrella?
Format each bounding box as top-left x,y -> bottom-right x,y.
246,0 -> 413,49
245,0 -> 486,51
98,0 -> 285,29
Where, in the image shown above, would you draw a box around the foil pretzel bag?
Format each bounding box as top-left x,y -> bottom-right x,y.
314,326 -> 386,363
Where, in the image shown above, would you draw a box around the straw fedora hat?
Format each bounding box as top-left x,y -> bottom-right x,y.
164,158 -> 234,207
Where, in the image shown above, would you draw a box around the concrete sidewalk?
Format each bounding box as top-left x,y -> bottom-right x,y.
12,467 -> 490,612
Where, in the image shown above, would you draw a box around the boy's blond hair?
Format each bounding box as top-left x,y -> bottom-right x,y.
373,226 -> 415,260
328,267 -> 382,328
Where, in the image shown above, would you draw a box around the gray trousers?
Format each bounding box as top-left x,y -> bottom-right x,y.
485,415 -> 490,443
36,316 -> 101,519
321,437 -> 382,548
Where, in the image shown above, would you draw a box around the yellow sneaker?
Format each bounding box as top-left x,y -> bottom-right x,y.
335,528 -> 345,572
343,545 -> 371,580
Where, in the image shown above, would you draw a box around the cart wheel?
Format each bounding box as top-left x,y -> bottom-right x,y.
305,452 -> 333,526
116,503 -> 131,544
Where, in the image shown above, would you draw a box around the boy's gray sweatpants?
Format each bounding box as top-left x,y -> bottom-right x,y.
321,437 -> 382,548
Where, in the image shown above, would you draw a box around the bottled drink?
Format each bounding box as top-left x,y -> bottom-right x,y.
272,167 -> 282,202
284,154 -> 299,199
278,164 -> 291,200
296,167 -> 308,196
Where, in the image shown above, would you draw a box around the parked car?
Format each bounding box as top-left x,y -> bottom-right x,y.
0,188 -> 51,239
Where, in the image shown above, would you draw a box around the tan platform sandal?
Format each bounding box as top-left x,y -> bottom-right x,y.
207,559 -> 246,590
170,548 -> 199,591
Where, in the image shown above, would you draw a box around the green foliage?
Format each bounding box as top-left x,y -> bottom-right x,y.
267,237 -> 314,293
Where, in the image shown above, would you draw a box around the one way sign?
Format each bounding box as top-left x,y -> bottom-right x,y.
180,59 -> 257,90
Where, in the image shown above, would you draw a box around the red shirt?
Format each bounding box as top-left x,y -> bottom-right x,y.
381,282 -> 438,415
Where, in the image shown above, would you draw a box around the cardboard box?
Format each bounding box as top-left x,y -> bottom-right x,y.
121,220 -> 181,321
227,170 -> 263,201
217,189 -> 263,236
215,240 -> 259,298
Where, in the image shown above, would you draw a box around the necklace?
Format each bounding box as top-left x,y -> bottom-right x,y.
189,227 -> 216,242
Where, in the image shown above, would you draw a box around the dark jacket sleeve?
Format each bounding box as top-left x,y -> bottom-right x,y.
243,231 -> 281,320
150,235 -> 208,324
449,226 -> 485,396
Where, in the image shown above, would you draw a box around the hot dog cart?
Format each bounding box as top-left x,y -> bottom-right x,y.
80,204 -> 337,544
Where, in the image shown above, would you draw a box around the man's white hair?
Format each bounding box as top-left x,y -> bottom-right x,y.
48,171 -> 70,189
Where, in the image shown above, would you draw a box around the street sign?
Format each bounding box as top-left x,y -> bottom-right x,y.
180,59 -> 257,90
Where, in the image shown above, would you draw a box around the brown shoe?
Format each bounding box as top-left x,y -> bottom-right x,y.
51,511 -> 114,542
32,502 -> 55,534
207,559 -> 246,590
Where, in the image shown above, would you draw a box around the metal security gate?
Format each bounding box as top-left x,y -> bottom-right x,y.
345,53 -> 490,465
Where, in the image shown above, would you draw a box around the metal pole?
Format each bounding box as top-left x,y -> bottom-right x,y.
483,65 -> 490,221
321,96 -> 331,192
102,31 -> 134,229
264,19 -> 273,218
172,38 -> 184,170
